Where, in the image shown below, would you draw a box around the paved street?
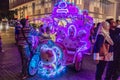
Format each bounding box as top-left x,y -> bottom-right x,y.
0,28 -> 119,80
0,28 -> 21,80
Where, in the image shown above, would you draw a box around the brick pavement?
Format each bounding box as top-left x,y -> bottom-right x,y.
0,29 -> 22,80
0,28 -> 119,80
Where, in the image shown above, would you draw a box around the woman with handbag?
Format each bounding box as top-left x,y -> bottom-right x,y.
93,21 -> 114,80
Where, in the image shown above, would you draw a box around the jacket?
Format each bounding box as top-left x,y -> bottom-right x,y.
93,34 -> 113,61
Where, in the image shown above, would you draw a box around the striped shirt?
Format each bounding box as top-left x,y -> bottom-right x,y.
18,25 -> 40,46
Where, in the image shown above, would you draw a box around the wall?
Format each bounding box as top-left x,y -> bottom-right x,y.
9,0 -> 117,22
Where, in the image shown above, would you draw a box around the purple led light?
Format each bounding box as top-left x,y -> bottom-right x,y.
31,0 -> 93,77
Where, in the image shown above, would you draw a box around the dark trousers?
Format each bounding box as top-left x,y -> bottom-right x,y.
112,59 -> 120,80
105,61 -> 120,80
105,61 -> 114,80
18,45 -> 29,77
95,61 -> 107,80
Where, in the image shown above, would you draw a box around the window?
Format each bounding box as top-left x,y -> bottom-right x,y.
69,0 -> 75,3
84,1 -> 89,10
37,10 -> 41,14
45,8 -> 48,13
32,3 -> 35,15
45,0 -> 48,2
76,0 -> 82,4
94,7 -> 99,13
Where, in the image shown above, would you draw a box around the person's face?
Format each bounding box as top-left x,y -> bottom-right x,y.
103,22 -> 110,31
117,21 -> 120,25
110,20 -> 116,28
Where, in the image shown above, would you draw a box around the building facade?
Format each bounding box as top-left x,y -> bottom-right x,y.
9,0 -> 118,22
84,0 -> 117,22
116,0 -> 120,20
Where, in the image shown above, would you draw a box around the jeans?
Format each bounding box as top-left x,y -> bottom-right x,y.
18,45 -> 29,76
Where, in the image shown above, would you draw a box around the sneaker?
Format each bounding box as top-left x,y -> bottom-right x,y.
0,50 -> 5,53
22,75 -> 29,80
1,50 -> 5,53
22,76 -> 27,80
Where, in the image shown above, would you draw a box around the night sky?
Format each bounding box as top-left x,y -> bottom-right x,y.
0,0 -> 9,10
0,0 -> 9,19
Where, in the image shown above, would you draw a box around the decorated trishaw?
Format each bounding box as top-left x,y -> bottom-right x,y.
28,0 -> 93,78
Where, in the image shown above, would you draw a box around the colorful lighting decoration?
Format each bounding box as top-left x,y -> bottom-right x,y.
28,0 -> 93,78
51,1 -> 93,52
29,40 -> 65,77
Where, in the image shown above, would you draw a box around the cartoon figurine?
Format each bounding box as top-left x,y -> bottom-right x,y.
41,49 -> 56,64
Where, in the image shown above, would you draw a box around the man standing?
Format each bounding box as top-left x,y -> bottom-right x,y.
18,18 -> 40,79
105,19 -> 120,80
112,19 -> 120,80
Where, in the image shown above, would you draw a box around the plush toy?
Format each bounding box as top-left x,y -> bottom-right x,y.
41,49 -> 56,65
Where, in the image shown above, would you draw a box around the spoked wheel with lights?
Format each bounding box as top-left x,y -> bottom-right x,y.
28,54 -> 40,76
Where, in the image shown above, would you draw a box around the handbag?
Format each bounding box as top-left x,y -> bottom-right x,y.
99,42 -> 109,56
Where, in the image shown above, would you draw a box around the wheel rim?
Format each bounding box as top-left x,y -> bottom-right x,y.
28,54 -> 39,76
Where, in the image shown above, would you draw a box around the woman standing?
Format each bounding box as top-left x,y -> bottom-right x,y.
93,21 -> 114,80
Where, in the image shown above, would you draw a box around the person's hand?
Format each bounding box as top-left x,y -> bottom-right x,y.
92,39 -> 95,43
95,60 -> 99,64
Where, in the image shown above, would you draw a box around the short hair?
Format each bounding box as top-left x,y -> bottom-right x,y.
20,18 -> 28,27
106,18 -> 114,24
96,22 -> 101,28
116,19 -> 120,24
